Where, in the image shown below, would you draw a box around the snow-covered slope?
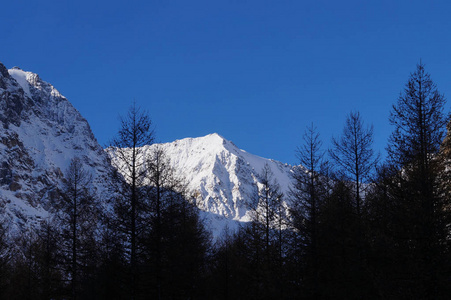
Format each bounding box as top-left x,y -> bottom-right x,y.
108,133 -> 295,235
0,63 -> 112,229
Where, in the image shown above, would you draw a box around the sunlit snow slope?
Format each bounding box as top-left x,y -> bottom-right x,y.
109,133 -> 295,236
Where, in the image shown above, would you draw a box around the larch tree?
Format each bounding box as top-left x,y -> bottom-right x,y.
109,103 -> 154,299
249,163 -> 283,262
290,123 -> 329,298
55,157 -> 98,300
328,111 -> 379,298
385,62 -> 450,297
142,146 -> 180,299
329,111 -> 379,217
142,145 -> 211,299
246,163 -> 283,299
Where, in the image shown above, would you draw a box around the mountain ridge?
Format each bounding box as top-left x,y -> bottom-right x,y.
108,132 -> 294,223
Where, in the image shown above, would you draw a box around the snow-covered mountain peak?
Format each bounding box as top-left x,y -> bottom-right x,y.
204,132 -> 225,140
172,132 -> 228,148
0,62 -> 113,229
167,133 -> 235,159
110,133 -> 295,229
8,67 -> 63,101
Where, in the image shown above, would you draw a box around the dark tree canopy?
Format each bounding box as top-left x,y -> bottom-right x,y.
56,157 -> 99,300
368,62 -> 451,298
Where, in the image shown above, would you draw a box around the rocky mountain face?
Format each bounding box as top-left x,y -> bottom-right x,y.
0,62 -> 112,229
0,62 -> 296,236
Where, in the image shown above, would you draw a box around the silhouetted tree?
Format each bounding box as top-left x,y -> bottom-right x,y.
383,62 -> 450,298
330,111 -> 379,216
94,216 -> 128,300
8,219 -> 64,300
55,157 -> 99,299
109,103 -> 155,299
250,164 -> 283,261
244,164 -> 285,299
141,146 -> 212,299
316,179 -> 364,299
328,111 -> 379,297
209,228 -> 256,300
289,124 -> 329,298
365,163 -> 402,298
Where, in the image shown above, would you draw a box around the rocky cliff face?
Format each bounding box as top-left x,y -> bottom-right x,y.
0,63 -> 112,229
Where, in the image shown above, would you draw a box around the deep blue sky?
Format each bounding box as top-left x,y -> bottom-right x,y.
2,0 -> 451,164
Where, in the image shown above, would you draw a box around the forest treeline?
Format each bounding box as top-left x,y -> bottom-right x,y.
1,62 -> 451,299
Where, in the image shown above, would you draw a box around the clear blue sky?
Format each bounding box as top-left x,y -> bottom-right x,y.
2,0 -> 451,164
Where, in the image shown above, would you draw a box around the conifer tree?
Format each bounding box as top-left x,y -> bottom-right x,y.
245,163 -> 284,299
382,62 -> 450,297
329,111 -> 379,297
316,179 -> 363,299
330,111 -> 379,216
289,123 -> 329,298
109,103 -> 154,299
141,146 -> 211,299
55,157 -> 98,299
8,219 -> 64,299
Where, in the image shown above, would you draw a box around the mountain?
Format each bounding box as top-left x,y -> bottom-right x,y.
108,133 -> 295,235
0,62 -> 296,237
0,63 -> 113,229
